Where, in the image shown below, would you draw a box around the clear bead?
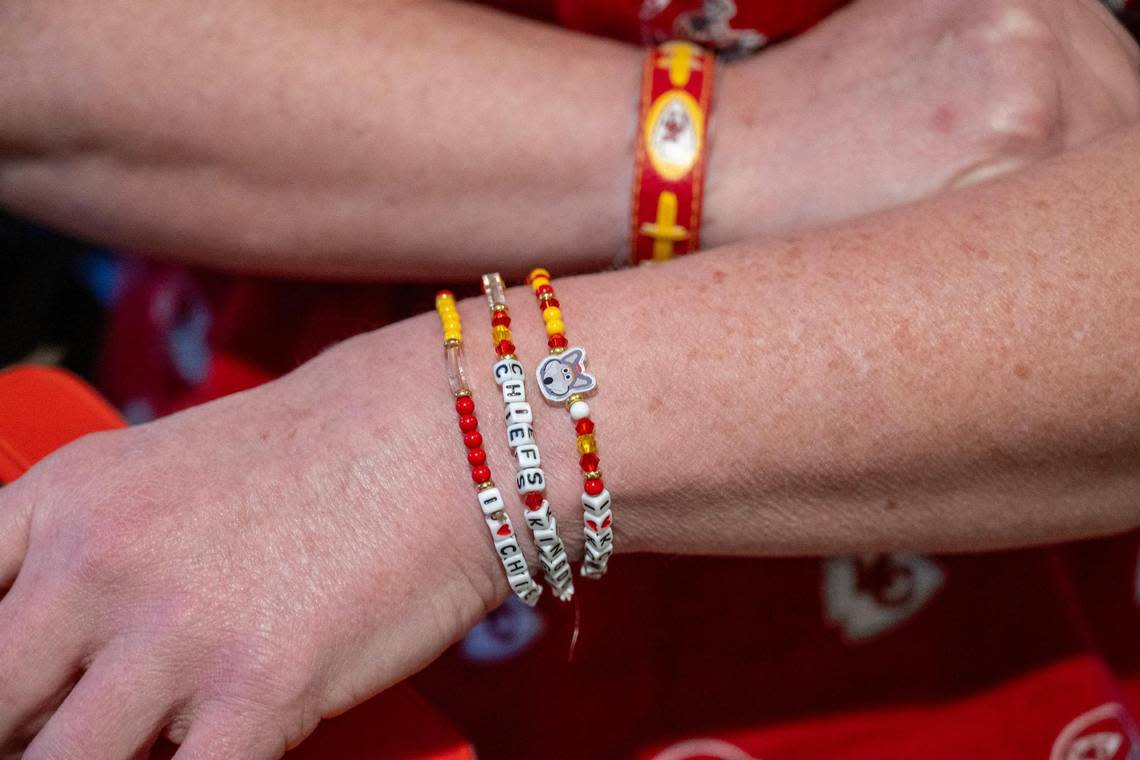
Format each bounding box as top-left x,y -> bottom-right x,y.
445,343 -> 471,396
481,273 -> 507,311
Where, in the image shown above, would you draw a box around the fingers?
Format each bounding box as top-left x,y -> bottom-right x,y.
0,479 -> 33,589
173,706 -> 286,760
0,576 -> 86,746
22,649 -> 172,760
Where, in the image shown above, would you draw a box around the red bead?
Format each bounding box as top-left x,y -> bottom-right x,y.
579,453 -> 599,472
495,340 -> 516,356
455,396 -> 474,416
541,298 -> 560,310
496,523 -> 512,537
492,312 -> 511,327
524,492 -> 544,510
548,334 -> 568,350
575,418 -> 594,436
471,465 -> 491,484
463,431 -> 483,449
436,289 -> 455,300
458,415 -> 478,432
584,477 -> 605,496
467,448 -> 486,466
535,284 -> 554,298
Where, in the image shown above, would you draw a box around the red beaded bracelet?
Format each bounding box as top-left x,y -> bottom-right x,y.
525,269 -> 614,579
435,291 -> 542,606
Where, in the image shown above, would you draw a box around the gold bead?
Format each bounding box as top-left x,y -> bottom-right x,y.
582,469 -> 603,480
444,337 -> 462,348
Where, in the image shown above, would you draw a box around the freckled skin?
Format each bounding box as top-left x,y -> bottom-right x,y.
1,0 -> 1139,755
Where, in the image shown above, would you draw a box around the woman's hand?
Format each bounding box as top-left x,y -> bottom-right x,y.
705,0 -> 1140,244
0,318 -> 508,759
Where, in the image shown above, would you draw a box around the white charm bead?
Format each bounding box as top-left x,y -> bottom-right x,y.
504,402 -> 533,425
506,423 -> 534,448
516,444 -> 541,469
477,487 -> 505,516
581,488 -> 612,515
516,467 -> 545,494
493,358 -> 525,385
501,380 -> 526,404
569,399 -> 591,421
584,509 -> 612,535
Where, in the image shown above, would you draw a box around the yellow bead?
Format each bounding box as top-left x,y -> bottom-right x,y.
576,434 -> 597,455
492,325 -> 512,343
528,268 -> 551,284
542,306 -> 562,323
545,319 -> 565,336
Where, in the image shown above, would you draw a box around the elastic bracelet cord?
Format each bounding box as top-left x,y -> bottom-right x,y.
481,274 -> 575,602
524,270 -> 614,579
435,291 -> 543,607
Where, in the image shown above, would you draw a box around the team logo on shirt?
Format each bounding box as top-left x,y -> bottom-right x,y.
1051,703 -> 1138,760
823,553 -> 945,642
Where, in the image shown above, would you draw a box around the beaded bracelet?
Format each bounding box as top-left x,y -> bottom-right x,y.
481,273 -> 575,601
525,269 -> 614,579
435,291 -> 543,607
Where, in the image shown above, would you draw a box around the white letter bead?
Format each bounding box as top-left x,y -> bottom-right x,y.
506,423 -> 535,448
501,380 -> 526,403
505,402 -> 533,425
569,400 -> 591,421
519,582 -> 543,607
584,510 -> 612,534
540,549 -> 570,576
516,444 -> 541,469
532,522 -> 561,550
501,552 -> 529,577
516,467 -> 545,494
581,488 -> 612,515
493,359 -> 525,385
477,487 -> 505,516
495,533 -> 523,560
525,501 -> 552,530
507,571 -> 534,595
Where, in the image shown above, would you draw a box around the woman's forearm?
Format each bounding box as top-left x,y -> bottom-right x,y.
0,0 -> 641,277
321,123 -> 1139,589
